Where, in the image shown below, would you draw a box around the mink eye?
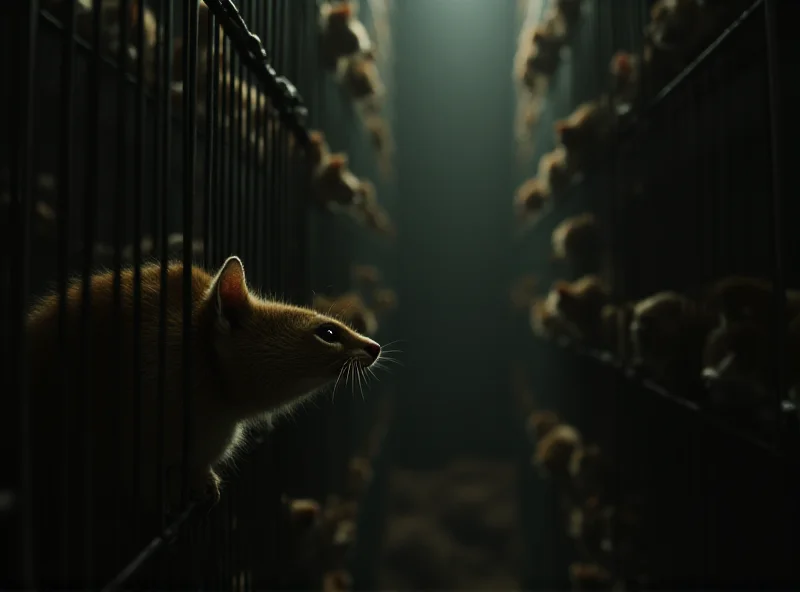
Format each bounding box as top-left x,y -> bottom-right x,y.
315,323 -> 342,344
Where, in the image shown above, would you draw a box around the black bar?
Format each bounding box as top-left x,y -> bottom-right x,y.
204,6 -> 217,270
113,0 -> 129,571
763,0 -> 787,450
132,0 -> 146,543
9,0 -> 39,587
57,0 -> 76,583
81,0 -> 103,582
157,0 -> 175,533
182,0 -> 199,507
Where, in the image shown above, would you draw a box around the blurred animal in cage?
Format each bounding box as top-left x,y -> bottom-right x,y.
629,291 -> 711,393
341,51 -> 385,108
702,275 -> 800,327
541,275 -> 612,347
91,232 -> 205,268
532,419 -> 582,483
514,176 -> 551,226
551,213 -> 603,273
43,0 -> 159,87
27,255 -> 384,521
701,319 -> 778,432
323,569 -> 354,592
319,1 -> 373,71
640,0 -> 736,97
352,263 -> 382,288
568,562 -> 614,591
311,153 -> 372,210
540,145 -> 577,197
609,51 -> 641,116
554,100 -> 615,170
512,15 -> 567,138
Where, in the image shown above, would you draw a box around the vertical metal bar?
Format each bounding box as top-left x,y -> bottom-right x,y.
244,0 -> 255,271
226,34 -> 235,258
158,0 -> 175,532
235,19 -> 244,261
204,7 -> 217,271
212,14 -> 222,268
58,0 -> 77,583
763,0 -> 786,450
132,0 -> 147,548
6,0 -> 39,587
81,0 -> 103,582
114,0 -> 130,571
182,0 -> 199,506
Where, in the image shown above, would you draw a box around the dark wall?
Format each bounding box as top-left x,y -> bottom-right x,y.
388,0 -> 521,467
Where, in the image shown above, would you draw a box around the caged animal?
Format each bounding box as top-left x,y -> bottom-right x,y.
554,100 -> 614,168
630,291 -> 711,390
551,213 -> 603,272
703,275 -> 800,326
312,153 -> 374,211
533,421 -> 582,481
537,145 -> 575,196
514,177 -> 551,224
341,51 -> 384,106
702,320 -> 770,398
543,275 -> 611,346
319,1 -> 372,71
27,256 -> 383,515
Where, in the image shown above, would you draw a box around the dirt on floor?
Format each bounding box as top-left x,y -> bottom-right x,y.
378,457 -> 525,590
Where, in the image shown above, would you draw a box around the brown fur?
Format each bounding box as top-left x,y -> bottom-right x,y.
323,569 -> 353,592
554,100 -> 614,168
547,275 -> 611,346
630,291 -> 711,389
313,291 -> 379,337
538,146 -> 575,196
346,457 -> 374,499
514,177 -> 550,223
533,423 -> 582,481
342,54 -> 384,101
568,562 -> 614,591
551,213 -> 602,271
319,1 -> 371,71
27,256 -> 382,513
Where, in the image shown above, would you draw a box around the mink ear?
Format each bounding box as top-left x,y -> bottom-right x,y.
212,255 -> 249,327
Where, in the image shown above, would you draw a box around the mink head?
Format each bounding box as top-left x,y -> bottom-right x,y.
630,291 -> 693,362
204,257 -> 381,409
515,177 -> 549,218
551,276 -> 608,323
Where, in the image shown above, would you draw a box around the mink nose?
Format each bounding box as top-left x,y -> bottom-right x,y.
364,343 -> 381,360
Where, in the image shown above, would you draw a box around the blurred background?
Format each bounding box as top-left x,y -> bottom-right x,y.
2,0 -> 800,590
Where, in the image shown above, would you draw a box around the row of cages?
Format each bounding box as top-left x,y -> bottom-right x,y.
1,0 -> 399,589
511,0 -> 800,589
